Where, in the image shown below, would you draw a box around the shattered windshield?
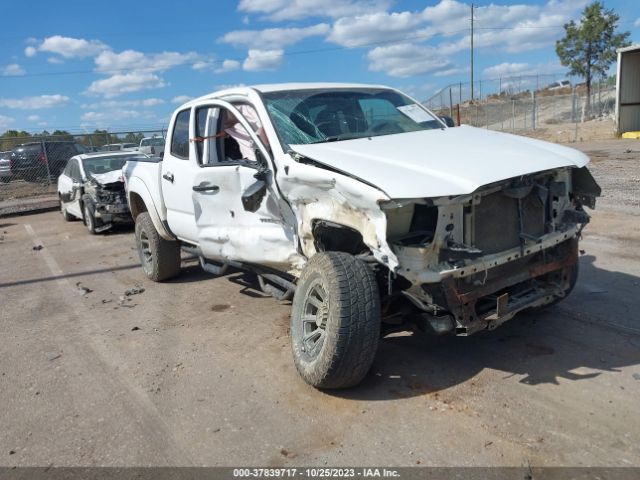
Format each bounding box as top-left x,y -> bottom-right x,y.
262,88 -> 443,148
82,155 -> 146,176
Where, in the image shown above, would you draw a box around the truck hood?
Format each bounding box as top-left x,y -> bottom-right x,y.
90,169 -> 123,186
289,125 -> 589,198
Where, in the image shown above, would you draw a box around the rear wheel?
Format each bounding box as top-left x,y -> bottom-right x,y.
290,252 -> 381,389
134,212 -> 181,282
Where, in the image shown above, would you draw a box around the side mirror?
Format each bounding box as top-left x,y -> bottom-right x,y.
241,179 -> 267,213
439,116 -> 456,128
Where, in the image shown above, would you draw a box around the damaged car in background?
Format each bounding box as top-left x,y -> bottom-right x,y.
123,83 -> 601,389
57,151 -> 145,234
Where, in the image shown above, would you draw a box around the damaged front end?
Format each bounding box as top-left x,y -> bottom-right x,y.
85,172 -> 132,231
385,166 -> 600,336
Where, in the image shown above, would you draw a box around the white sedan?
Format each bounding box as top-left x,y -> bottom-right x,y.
57,151 -> 146,234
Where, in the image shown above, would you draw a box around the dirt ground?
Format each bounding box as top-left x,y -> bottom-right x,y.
0,138 -> 639,468
523,117 -> 618,144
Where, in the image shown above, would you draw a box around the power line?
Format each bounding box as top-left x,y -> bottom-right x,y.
0,23 -> 579,80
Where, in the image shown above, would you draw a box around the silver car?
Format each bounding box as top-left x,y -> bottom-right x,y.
0,151 -> 12,183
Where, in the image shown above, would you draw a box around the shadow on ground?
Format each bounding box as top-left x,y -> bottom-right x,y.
151,252 -> 640,401
334,254 -> 640,400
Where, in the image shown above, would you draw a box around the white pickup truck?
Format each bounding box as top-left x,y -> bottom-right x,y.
123,83 -> 600,389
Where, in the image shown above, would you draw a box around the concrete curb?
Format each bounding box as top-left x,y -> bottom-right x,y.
0,199 -> 59,218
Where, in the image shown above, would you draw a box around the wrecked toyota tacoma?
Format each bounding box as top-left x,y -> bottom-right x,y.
123,83 -> 600,389
57,152 -> 144,234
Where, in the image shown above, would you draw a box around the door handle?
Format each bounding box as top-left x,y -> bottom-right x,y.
162,172 -> 174,183
192,184 -> 220,192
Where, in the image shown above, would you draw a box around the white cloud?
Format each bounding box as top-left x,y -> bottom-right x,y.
82,98 -> 165,109
634,17 -> 640,27
24,46 -> 37,57
36,35 -> 108,58
323,0 -> 587,77
27,115 -> 40,122
221,24 -> 329,49
215,59 -> 241,73
437,0 -> 587,55
367,43 -> 454,77
81,110 -> 141,123
328,12 -> 428,48
85,72 -> 166,98
215,84 -> 246,91
0,115 -> 14,130
238,0 -> 392,21
94,49 -> 198,73
192,61 -> 214,70
0,94 -> 70,110
483,62 -> 530,78
243,49 -> 283,71
1,64 -> 25,76
47,57 -> 64,64
433,66 -> 469,77
142,98 -> 165,107
172,95 -> 193,104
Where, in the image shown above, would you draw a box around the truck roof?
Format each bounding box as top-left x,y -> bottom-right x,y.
182,82 -> 391,108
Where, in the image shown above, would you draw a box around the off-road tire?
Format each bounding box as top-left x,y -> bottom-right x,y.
291,252 -> 381,389
134,211 -> 181,282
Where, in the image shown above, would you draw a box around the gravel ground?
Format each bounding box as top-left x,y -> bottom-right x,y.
0,138 -> 639,469
574,139 -> 640,214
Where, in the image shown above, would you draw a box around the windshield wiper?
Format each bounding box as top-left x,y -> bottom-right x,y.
310,133 -> 366,144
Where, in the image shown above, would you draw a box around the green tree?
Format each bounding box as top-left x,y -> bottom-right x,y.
51,130 -> 74,142
556,1 -> 630,119
0,129 -> 32,151
123,132 -> 144,145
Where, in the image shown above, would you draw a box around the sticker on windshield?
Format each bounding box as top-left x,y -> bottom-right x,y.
396,104 -> 432,123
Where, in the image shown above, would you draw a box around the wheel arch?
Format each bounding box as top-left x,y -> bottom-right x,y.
311,219 -> 369,255
126,177 -> 174,240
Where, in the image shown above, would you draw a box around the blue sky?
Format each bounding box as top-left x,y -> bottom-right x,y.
0,0 -> 638,133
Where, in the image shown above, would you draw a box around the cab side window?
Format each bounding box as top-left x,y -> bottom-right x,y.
170,109 -> 190,159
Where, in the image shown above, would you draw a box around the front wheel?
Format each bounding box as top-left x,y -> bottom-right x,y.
291,252 -> 381,389
60,199 -> 73,221
134,212 -> 181,282
83,202 -> 99,234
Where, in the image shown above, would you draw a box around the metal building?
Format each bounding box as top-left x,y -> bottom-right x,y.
616,44 -> 640,136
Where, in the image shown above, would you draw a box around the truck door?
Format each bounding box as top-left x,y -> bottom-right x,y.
161,108 -> 200,242
189,100 -> 297,269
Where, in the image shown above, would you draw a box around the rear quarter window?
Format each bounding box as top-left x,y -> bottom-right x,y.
171,109 -> 190,159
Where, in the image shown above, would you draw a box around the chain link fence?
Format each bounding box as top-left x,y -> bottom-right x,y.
0,130 -> 166,207
424,74 -> 616,142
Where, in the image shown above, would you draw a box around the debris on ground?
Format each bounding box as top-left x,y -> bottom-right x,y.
46,352 -> 62,361
117,295 -> 136,308
280,448 -> 297,459
633,373 -> 640,381
32,245 -> 43,251
75,282 -> 93,296
124,286 -> 145,296
131,326 -> 140,331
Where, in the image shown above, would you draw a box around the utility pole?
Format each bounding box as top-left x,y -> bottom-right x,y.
470,3 -> 474,102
